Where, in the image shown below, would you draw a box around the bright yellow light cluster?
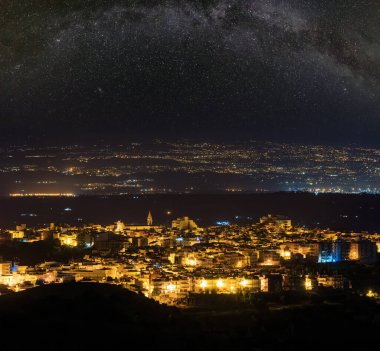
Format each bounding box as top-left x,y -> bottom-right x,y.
186,258 -> 197,266
367,290 -> 377,298
166,283 -> 176,293
240,279 -> 248,287
60,236 -> 78,247
216,279 -> 224,288
200,280 -> 207,288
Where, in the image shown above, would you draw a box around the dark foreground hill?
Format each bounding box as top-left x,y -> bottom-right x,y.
0,283 -> 379,350
0,283 -> 203,349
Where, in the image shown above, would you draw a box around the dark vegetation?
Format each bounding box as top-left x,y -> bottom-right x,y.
0,239 -> 89,265
0,283 -> 378,350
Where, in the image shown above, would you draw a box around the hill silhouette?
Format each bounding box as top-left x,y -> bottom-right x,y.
0,283 -> 201,349
0,283 -> 379,350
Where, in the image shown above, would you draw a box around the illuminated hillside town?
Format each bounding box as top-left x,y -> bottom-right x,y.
2,0 -> 379,348
1,212 -> 378,305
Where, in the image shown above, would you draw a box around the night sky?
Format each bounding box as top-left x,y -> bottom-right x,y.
1,1 -> 379,145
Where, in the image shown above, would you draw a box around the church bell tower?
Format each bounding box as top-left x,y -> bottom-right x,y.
147,211 -> 153,226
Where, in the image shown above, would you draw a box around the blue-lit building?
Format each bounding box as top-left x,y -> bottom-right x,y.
318,240 -> 344,263
318,239 -> 376,263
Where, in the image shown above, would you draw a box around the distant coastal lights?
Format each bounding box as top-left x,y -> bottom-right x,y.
9,193 -> 76,197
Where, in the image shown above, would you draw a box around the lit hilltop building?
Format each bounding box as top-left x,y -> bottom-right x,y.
172,216 -> 198,230
259,214 -> 292,231
111,211 -> 159,233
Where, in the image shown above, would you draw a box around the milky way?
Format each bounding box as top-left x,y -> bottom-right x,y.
1,1 -> 379,144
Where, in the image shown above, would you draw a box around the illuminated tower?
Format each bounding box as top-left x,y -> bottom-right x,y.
147,211 -> 153,226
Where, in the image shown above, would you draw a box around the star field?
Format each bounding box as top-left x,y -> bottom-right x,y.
0,1 -> 379,144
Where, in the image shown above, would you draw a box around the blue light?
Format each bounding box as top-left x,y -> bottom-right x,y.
176,237 -> 183,241
216,221 -> 230,226
318,254 -> 339,263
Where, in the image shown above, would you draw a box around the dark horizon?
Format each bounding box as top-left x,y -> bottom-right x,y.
1,192 -> 380,232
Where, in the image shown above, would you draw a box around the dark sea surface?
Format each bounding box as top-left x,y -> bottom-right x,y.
0,193 -> 379,232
